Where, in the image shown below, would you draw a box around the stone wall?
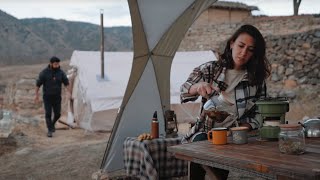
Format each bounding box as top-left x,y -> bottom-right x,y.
6,76 -> 43,125
179,15 -> 320,88
245,15 -> 320,35
5,75 -> 69,125
194,8 -> 251,26
266,29 -> 320,87
180,15 -> 320,51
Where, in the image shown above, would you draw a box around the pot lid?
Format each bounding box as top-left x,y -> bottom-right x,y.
256,97 -> 289,105
302,119 -> 320,127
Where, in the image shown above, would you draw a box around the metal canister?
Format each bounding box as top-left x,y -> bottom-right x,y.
151,111 -> 159,139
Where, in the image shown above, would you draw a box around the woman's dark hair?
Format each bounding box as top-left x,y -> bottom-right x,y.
220,24 -> 270,86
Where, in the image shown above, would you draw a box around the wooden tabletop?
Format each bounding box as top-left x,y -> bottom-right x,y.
168,137 -> 320,180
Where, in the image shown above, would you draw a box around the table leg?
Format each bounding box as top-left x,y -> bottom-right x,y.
202,165 -> 229,180
188,161 -> 190,180
202,165 -> 219,180
188,162 -> 229,180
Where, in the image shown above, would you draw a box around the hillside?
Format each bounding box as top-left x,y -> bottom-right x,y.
0,10 -> 54,65
0,9 -> 132,65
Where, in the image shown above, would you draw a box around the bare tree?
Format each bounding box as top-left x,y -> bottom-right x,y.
293,0 -> 302,15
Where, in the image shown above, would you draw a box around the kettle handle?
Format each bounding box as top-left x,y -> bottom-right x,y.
298,122 -> 305,128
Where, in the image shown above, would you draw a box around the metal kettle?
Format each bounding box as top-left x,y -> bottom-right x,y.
299,119 -> 320,138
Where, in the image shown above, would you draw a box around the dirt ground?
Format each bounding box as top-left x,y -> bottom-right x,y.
0,120 -> 109,180
0,62 -> 319,180
1,121 -> 265,180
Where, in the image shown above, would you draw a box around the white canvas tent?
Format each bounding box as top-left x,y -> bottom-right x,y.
100,0 -> 217,173
69,50 -> 216,131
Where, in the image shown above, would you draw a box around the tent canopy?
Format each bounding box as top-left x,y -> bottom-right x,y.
101,0 -> 217,172
70,50 -> 216,131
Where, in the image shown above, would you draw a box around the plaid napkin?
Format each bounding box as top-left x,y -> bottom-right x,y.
123,137 -> 187,180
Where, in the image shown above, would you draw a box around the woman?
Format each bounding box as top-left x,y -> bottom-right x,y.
180,24 -> 271,179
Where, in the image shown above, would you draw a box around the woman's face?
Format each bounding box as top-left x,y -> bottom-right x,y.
230,33 -> 255,70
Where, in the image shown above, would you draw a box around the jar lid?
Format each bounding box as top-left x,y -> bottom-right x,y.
212,127 -> 227,131
279,124 -> 301,130
230,127 -> 249,131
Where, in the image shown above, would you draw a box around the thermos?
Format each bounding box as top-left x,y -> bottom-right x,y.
151,111 -> 159,138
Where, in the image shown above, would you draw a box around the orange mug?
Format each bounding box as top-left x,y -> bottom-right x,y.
207,127 -> 228,145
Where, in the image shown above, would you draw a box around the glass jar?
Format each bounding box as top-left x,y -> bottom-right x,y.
278,124 -> 305,155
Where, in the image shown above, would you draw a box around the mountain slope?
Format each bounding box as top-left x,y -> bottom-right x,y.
0,10 -> 54,65
0,10 -> 133,65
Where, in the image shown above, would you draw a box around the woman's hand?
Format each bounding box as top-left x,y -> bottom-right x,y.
189,82 -> 219,98
239,123 -> 252,131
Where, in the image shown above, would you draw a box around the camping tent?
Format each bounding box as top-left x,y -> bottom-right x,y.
100,0 -> 217,173
69,50 -> 216,131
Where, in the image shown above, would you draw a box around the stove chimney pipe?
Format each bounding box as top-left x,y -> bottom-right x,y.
100,9 -> 105,79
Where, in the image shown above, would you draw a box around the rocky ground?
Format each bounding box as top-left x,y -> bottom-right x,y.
0,62 -> 319,180
0,119 -> 108,180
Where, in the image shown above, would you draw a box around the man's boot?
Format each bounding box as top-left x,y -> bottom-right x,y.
47,131 -> 53,137
52,117 -> 60,133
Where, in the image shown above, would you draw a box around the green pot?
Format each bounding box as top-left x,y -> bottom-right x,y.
255,100 -> 289,114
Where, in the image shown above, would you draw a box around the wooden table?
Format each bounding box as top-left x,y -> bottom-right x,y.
168,137 -> 320,180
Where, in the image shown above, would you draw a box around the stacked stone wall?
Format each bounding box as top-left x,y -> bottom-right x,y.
179,15 -> 320,87
5,75 -> 69,125
246,15 -> 320,35
266,29 -> 320,86
180,15 -> 320,51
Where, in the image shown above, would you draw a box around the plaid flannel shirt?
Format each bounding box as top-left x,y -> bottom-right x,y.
180,61 -> 266,134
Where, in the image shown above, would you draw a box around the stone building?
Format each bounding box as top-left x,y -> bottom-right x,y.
194,1 -> 258,26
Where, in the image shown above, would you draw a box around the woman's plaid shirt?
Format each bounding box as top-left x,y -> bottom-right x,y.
180,61 -> 266,131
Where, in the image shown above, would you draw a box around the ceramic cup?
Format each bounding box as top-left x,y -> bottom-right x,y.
207,127 -> 228,145
230,127 -> 249,144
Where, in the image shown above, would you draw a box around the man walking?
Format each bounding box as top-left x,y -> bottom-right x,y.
35,56 -> 70,137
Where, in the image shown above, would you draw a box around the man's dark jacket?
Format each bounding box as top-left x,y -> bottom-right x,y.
36,65 -> 69,96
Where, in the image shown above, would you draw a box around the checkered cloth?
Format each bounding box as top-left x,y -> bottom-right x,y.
123,137 -> 187,180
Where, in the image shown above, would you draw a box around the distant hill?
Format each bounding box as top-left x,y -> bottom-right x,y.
0,10 -> 132,65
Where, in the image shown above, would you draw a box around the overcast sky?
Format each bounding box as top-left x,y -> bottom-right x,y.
1,0 -> 319,27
